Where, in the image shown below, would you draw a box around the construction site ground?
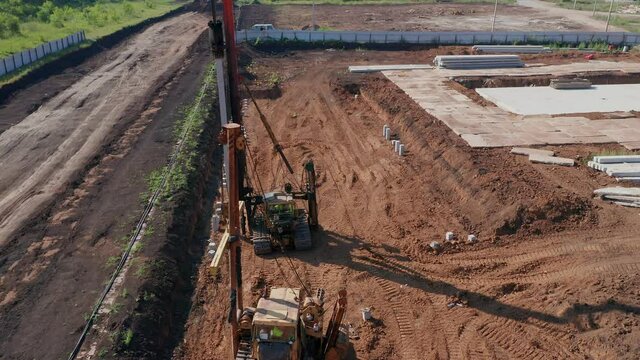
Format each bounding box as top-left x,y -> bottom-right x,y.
1,4 -> 639,360
238,3 -> 607,32
178,47 -> 640,360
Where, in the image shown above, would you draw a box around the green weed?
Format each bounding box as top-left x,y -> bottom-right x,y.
122,328 -> 134,347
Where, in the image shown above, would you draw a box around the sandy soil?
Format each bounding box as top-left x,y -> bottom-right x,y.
178,47 -> 640,360
0,12 -> 209,359
238,3 -> 593,32
518,0 -> 626,31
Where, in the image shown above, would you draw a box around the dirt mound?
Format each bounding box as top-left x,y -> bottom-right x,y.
496,195 -> 593,236
339,74 -> 598,243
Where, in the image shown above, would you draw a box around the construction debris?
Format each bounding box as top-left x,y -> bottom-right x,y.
588,155 -> 640,181
593,187 -> 640,207
445,231 -> 455,241
550,78 -> 592,89
510,147 -> 555,157
433,55 -> 523,69
348,64 -> 432,73
472,45 -> 550,54
430,241 -> 442,251
528,154 -> 575,167
361,307 -> 372,321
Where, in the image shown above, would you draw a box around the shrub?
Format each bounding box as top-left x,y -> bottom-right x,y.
37,1 -> 56,22
0,13 -> 21,39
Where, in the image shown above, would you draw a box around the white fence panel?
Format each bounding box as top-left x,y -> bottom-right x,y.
21,50 -> 30,65
2,31 -> 85,77
237,29 -> 640,46
13,53 -> 23,68
5,56 -> 15,72
36,45 -> 45,58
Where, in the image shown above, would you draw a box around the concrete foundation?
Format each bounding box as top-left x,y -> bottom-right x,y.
477,84 -> 640,116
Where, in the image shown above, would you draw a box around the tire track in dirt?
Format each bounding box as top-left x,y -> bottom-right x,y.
0,12 -> 208,246
439,232 -> 640,267
372,276 -> 420,360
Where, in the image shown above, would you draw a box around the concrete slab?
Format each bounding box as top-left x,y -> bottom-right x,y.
510,147 -> 555,157
382,61 -> 640,148
622,142 -> 640,150
529,154 -> 575,166
476,84 -> 640,116
594,187 -> 640,197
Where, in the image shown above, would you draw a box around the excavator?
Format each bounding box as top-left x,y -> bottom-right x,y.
240,84 -> 319,255
207,0 -> 350,359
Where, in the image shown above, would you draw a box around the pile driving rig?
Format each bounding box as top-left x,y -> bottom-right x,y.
206,0 -> 350,358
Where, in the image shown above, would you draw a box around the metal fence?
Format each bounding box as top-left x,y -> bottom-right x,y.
0,31 -> 86,77
237,29 -> 640,46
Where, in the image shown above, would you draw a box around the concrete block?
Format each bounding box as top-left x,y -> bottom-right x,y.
613,201 -> 640,208
511,147 -> 554,157
594,187 -> 640,197
529,154 -> 575,166
593,155 -> 640,164
606,165 -> 640,177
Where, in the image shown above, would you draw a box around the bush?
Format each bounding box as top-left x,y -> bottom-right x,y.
37,1 -> 56,23
0,13 -> 21,39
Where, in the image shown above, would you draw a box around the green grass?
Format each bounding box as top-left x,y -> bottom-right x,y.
594,14 -> 640,33
0,0 -> 188,57
121,328 -> 134,347
543,0 -> 623,13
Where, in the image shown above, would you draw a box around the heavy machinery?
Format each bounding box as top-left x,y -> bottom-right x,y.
207,0 -> 350,358
236,287 -> 349,360
247,161 -> 319,255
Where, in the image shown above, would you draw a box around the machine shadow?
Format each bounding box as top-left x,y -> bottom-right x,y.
286,228 -> 640,328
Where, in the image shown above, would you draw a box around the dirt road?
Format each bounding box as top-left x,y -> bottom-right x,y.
0,11 -> 209,359
0,12 -> 206,245
179,48 -> 640,359
238,3 -> 592,31
517,0 -> 625,31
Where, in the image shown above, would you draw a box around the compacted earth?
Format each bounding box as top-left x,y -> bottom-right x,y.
177,47 -> 640,360
238,3 -> 597,32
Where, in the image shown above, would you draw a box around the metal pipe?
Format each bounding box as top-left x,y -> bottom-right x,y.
224,123 -> 243,357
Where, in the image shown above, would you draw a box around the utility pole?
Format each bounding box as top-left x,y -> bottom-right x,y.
605,0 -> 615,32
312,0 -> 316,30
593,0 -> 598,16
491,0 -> 499,32
573,0 -> 577,9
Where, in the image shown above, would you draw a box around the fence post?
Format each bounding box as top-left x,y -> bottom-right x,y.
1,57 -> 7,75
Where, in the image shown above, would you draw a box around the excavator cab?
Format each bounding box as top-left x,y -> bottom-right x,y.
236,287 -> 348,360
249,161 -> 317,255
